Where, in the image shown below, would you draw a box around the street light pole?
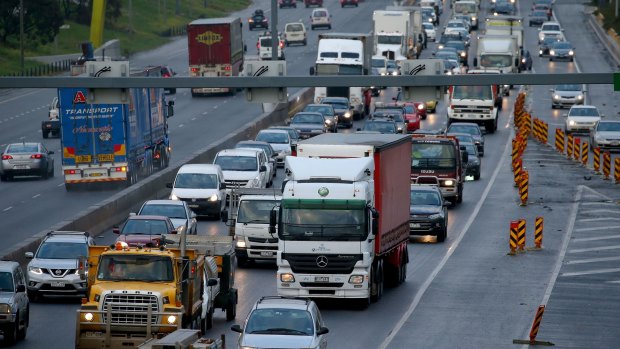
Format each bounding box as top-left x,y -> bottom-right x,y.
20,0 -> 24,74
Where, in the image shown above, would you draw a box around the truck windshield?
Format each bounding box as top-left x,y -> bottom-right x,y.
480,54 -> 512,68
452,85 -> 493,100
280,200 -> 367,241
238,200 -> 278,224
377,35 -> 403,45
98,255 -> 174,282
316,64 -> 363,75
412,143 -> 456,169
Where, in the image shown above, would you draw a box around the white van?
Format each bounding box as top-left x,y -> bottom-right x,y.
257,33 -> 285,60
213,149 -> 269,192
284,22 -> 307,46
310,8 -> 332,30
168,164 -> 227,218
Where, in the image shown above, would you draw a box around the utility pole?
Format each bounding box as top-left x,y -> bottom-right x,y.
271,0 -> 278,61
129,0 -> 134,32
20,0 -> 24,74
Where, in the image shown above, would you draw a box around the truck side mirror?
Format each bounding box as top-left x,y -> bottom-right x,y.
220,182 -> 227,189
309,67 -> 315,75
78,255 -> 87,280
269,209 -> 277,235
260,165 -> 267,172
166,183 -> 173,188
462,150 -> 469,163
207,278 -> 218,287
514,58 -> 519,67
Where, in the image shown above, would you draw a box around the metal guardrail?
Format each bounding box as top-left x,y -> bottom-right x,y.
587,13 -> 620,68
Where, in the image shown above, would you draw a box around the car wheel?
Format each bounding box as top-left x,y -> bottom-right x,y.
303,39 -> 307,46
3,317 -> 18,344
17,308 -> 28,340
328,25 -> 332,29
474,171 -> 480,181
436,227 -> 447,242
49,165 -> 54,178
225,297 -> 237,321
549,57 -> 553,62
0,174 -> 7,182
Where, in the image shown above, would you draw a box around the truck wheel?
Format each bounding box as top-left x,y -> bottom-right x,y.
225,299 -> 237,321
1,174 -> 8,182
237,255 -> 249,268
370,262 -> 383,303
206,307 -> 214,330
456,184 -> 463,204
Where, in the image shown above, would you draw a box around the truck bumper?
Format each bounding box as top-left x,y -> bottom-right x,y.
277,270 -> 370,299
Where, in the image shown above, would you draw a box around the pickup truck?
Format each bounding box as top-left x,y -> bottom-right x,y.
41,97 -> 60,138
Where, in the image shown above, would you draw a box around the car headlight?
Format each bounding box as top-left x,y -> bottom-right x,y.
397,127 -> 403,131
429,213 -> 442,219
84,312 -> 94,322
443,180 -> 454,186
208,194 -> 218,202
348,275 -> 364,284
170,194 -> 179,200
0,304 -> 11,313
539,50 -> 543,55
460,52 -> 466,57
553,94 -> 560,100
391,71 -> 398,76
446,71 -> 452,75
576,95 -> 583,100
521,58 -> 526,63
595,134 -> 605,141
550,50 -> 555,56
325,119 -> 333,124
438,45 -> 444,50
29,266 -> 43,275
569,50 -> 574,56
250,177 -> 261,187
569,120 -> 576,126
166,315 -> 178,325
471,17 -> 477,21
417,104 -> 425,110
280,273 -> 295,282
380,72 -> 386,76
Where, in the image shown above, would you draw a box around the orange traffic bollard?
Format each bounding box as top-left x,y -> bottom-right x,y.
513,305 -> 554,345
593,147 -> 601,174
573,137 -> 581,162
509,220 -> 519,255
517,219 -> 526,252
513,158 -> 522,187
519,171 -> 529,206
603,151 -> 611,180
534,216 -> 543,249
615,158 -> 620,183
567,134 -> 574,159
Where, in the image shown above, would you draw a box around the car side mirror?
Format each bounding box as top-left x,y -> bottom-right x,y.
191,212 -> 197,219
166,183 -> 173,188
25,252 -> 34,259
231,324 -> 243,333
260,165 -> 267,172
112,226 -> 120,234
443,201 -> 450,207
16,284 -> 26,293
207,278 -> 218,287
170,230 -> 177,235
317,327 -> 330,335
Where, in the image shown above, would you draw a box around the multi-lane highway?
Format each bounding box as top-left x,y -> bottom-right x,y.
3,0 -> 620,348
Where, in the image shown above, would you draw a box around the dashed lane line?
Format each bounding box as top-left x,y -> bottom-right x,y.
565,256 -> 620,265
569,245 -> 620,253
573,234 -> 620,243
577,217 -> 620,222
580,209 -> 620,215
575,225 -> 620,232
561,268 -> 620,277
3,207 -> 13,212
581,202 -> 619,206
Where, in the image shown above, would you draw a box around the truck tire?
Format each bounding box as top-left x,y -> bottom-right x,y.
456,184 -> 463,204
225,298 -> 237,321
237,255 -> 249,267
206,307 -> 214,330
0,174 -> 6,182
42,130 -> 49,139
370,262 -> 383,303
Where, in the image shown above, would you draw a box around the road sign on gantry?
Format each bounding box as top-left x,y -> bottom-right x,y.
614,72 -> 620,91
243,60 -> 287,103
84,61 -> 130,104
399,59 -> 445,101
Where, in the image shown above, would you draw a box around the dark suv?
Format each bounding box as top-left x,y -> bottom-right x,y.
249,9 -> 269,30
0,261 -> 29,344
279,0 -> 297,8
160,65 -> 177,94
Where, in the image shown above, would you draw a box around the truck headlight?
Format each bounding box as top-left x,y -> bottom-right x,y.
280,273 -> 295,282
0,304 -> 11,313
348,275 -> 364,284
84,312 -> 94,322
460,52 -> 466,57
208,194 -> 218,202
539,50 -> 543,55
166,315 -> 178,325
521,58 -> 526,63
170,194 -> 179,200
443,180 -> 454,186
29,266 -> 43,275
236,239 -> 247,248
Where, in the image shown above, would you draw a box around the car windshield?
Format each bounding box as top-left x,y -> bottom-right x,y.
532,10 -> 547,16
260,38 -> 273,47
552,42 -> 571,49
436,51 -> 459,61
140,204 -> 187,219
174,173 -> 218,189
237,200 -> 278,224
98,255 -> 174,282
597,122 -> 620,131
313,10 -> 327,17
452,86 -> 493,100
412,143 -> 457,168
238,143 -> 273,157
542,37 -> 560,46
273,129 -> 299,141
7,144 -> 38,153
447,22 -> 465,29
403,105 -> 415,114
121,219 -> 169,235
257,132 -> 289,144
0,272 -> 14,292
448,125 -> 481,136
36,241 -> 88,259
446,42 -> 465,50
363,121 -> 397,133
555,84 -> 581,91
214,155 -> 258,171
569,108 -> 600,117
448,134 -> 474,144
304,106 -> 334,116
411,190 -> 441,206
323,101 -> 348,109
292,113 -> 324,124
245,309 -> 314,336
543,24 -> 561,31
374,111 -> 404,122
423,23 -> 434,30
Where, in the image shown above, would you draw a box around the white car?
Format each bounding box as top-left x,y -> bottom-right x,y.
423,22 -> 437,41
255,129 -> 292,167
550,84 -> 584,109
283,22 -> 307,46
168,164 -> 227,218
538,21 -> 564,43
590,120 -> 620,150
213,148 -> 269,191
136,199 -> 198,235
444,19 -> 468,35
231,296 -> 329,349
564,105 -> 602,134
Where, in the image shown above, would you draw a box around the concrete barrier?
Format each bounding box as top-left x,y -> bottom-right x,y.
1,87 -> 314,264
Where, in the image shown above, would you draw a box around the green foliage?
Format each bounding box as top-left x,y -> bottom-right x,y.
0,0 -> 63,46
595,3 -> 620,32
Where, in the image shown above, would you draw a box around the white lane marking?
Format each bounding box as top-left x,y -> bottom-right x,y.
577,217 -> 620,222
191,117 -> 196,121
573,234 -> 620,242
565,256 -> 620,264
580,209 -> 620,215
3,206 -> 13,212
569,245 -> 620,253
178,124 -> 185,128
32,194 -> 40,199
606,280 -> 620,284
378,98 -> 514,349
561,268 -> 620,277
0,90 -> 41,105
57,183 -> 64,187
575,225 -> 620,232
581,202 -> 619,206
518,157 -> 568,163
202,111 -> 208,115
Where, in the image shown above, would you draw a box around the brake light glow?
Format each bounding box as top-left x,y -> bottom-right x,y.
30,154 -> 43,159
224,65 -> 231,71
162,73 -> 170,78
190,67 -> 199,72
2,155 -> 13,160
279,41 -> 284,49
114,166 -> 127,172
64,169 -> 77,175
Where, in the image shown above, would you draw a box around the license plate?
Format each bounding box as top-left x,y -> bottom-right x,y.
14,165 -> 30,169
465,114 -> 476,118
75,155 -> 92,163
410,223 -> 421,228
46,124 -> 52,128
260,251 -> 273,257
97,154 -> 114,162
315,276 -> 329,282
88,172 -> 104,177
51,282 -> 65,287
188,204 -> 199,208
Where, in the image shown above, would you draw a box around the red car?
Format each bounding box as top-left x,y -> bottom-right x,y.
340,0 -> 359,7
412,101 -> 427,120
113,215 -> 177,247
393,102 -> 421,133
304,0 -> 323,7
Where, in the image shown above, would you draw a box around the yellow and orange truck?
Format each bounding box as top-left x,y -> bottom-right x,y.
75,235 -> 237,349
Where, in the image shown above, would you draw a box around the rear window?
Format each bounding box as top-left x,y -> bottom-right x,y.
313,10 -> 327,17
286,23 -> 303,32
260,38 -> 273,47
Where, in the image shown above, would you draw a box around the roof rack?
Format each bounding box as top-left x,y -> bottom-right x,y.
258,296 -> 312,307
46,230 -> 90,237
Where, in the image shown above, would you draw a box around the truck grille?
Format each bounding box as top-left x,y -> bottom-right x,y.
102,294 -> 159,325
225,180 -> 249,188
248,237 -> 278,243
282,253 -> 362,274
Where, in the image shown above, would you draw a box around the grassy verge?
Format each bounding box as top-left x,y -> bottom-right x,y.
0,0 -> 250,76
592,2 -> 620,33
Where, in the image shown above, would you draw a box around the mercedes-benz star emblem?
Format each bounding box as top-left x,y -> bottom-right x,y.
316,255 -> 328,268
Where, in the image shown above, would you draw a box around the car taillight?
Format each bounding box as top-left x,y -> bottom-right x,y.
162,73 -> 170,78
279,41 -> 284,49
30,154 -> 43,159
224,65 -> 232,71
1,155 -> 12,160
64,169 -> 76,175
114,166 -> 127,172
190,67 -> 199,72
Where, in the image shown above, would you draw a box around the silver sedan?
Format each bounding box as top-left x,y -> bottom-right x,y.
1,142 -> 54,181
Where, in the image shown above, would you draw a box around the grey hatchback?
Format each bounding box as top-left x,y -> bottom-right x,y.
0,261 -> 29,344
446,122 -> 485,156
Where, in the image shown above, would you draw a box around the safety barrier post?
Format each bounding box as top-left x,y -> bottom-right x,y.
593,147 -> 601,174
517,218 -> 526,252
509,220 -> 519,255
615,158 -> 620,183
519,170 -> 529,206
573,137 -> 581,162
555,129 -> 564,153
542,122 -> 548,145
519,131 -> 528,155
566,134 -> 573,159
512,139 -> 520,170
513,305 -> 554,346
581,141 -> 589,167
534,216 -> 543,249
603,151 -> 611,180
532,119 -> 539,141
513,158 -> 522,187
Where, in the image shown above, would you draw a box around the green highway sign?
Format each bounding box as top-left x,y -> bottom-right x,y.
615,72 -> 620,91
